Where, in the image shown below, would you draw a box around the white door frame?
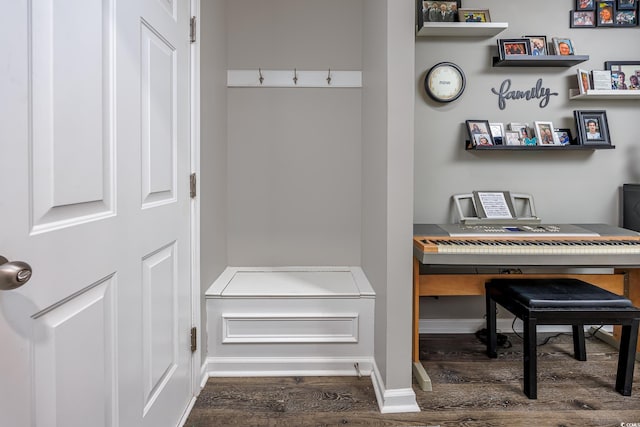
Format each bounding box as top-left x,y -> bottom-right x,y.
189,0 -> 203,401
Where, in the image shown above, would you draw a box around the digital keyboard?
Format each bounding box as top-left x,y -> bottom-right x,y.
413,224 -> 640,267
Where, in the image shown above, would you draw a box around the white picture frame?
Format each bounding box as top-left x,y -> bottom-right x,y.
505,131 -> 522,145
509,122 -> 530,139
534,121 -> 561,145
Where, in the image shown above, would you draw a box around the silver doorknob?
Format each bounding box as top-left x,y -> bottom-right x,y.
0,256 -> 33,290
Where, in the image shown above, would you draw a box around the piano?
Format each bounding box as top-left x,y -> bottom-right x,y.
412,223 -> 640,391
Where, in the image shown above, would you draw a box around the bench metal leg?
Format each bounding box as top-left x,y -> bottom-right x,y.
523,316 -> 538,399
615,320 -> 639,396
486,295 -> 497,358
572,325 -> 587,361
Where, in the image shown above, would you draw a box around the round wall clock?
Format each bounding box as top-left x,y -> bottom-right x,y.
424,62 -> 466,103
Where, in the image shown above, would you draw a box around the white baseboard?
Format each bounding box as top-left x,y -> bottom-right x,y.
205,356 -> 373,377
370,360 -> 420,413
419,318 -> 612,334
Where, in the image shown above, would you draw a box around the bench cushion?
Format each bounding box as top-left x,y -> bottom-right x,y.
487,278 -> 634,308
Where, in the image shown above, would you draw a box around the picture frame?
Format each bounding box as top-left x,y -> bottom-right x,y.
534,121 -> 561,145
571,10 -> 596,27
489,122 -> 504,145
419,1 -> 461,24
605,61 -> 640,89
458,9 -> 491,23
505,131 -> 522,146
509,122 -> 530,139
617,0 -> 637,10
577,0 -> 596,10
552,38 -> 575,55
577,69 -> 591,94
574,110 -> 611,146
498,39 -> 531,59
615,9 -> 637,25
554,128 -> 573,145
597,1 -> 616,26
466,120 -> 493,147
524,35 -> 547,56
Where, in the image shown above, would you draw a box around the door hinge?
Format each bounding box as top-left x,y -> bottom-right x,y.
190,16 -> 197,43
190,173 -> 196,198
190,326 -> 197,352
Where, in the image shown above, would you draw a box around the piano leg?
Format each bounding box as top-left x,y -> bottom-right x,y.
413,257 -> 432,391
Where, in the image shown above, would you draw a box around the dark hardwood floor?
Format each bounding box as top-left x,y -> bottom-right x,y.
184,333 -> 640,426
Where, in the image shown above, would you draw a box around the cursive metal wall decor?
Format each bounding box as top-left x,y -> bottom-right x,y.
491,78 -> 559,110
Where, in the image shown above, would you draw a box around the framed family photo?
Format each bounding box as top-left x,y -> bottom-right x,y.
555,128 -> 573,145
605,61 -> 640,89
552,38 -> 575,55
420,0 -> 461,23
571,10 -> 596,27
534,121 -> 561,145
597,1 -> 616,26
525,36 -> 547,55
577,0 -> 595,10
617,0 -> 637,10
498,39 -> 531,58
574,110 -> 611,145
577,68 -> 591,94
615,9 -> 637,25
458,9 -> 491,22
466,120 -> 494,147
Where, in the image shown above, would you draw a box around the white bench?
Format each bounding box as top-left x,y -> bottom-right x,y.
205,266 -> 375,378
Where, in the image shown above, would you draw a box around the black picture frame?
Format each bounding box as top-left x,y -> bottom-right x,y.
615,9 -> 638,25
418,0 -> 461,26
577,0 -> 596,10
604,61 -> 640,89
574,110 -> 611,146
617,0 -> 637,10
571,10 -> 596,27
597,1 -> 616,26
498,39 -> 531,59
466,120 -> 494,147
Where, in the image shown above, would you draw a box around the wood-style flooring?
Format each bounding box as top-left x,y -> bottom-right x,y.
184,333 -> 640,426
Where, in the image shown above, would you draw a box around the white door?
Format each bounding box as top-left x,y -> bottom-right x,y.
0,1 -> 193,426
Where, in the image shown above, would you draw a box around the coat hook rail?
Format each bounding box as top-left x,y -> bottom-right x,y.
227,69 -> 362,88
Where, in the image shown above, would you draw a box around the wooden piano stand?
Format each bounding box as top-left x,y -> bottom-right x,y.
412,256 -> 640,391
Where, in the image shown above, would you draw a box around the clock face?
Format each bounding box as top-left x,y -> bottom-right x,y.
425,62 -> 466,103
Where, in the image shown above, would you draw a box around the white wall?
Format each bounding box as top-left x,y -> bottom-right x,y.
415,0 -> 640,320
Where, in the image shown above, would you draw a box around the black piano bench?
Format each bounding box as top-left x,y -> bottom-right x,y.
485,278 -> 640,399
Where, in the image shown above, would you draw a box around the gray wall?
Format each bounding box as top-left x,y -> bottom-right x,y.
362,0 -> 416,390
200,0 -> 228,361
202,0 -> 417,393
225,0 -> 363,266
415,0 -> 640,320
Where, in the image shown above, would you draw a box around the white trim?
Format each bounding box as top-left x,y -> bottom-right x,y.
189,0 -> 202,399
176,396 -> 197,427
205,356 -> 373,377
370,361 -> 420,414
227,69 -> 362,88
222,313 -> 359,343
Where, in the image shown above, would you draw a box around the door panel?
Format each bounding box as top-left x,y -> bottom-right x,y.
32,277 -> 115,427
31,0 -> 114,231
0,1 -> 192,426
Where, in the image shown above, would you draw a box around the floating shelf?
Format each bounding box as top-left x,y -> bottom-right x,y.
492,55 -> 590,67
416,22 -> 508,37
466,144 -> 615,151
569,88 -> 640,100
